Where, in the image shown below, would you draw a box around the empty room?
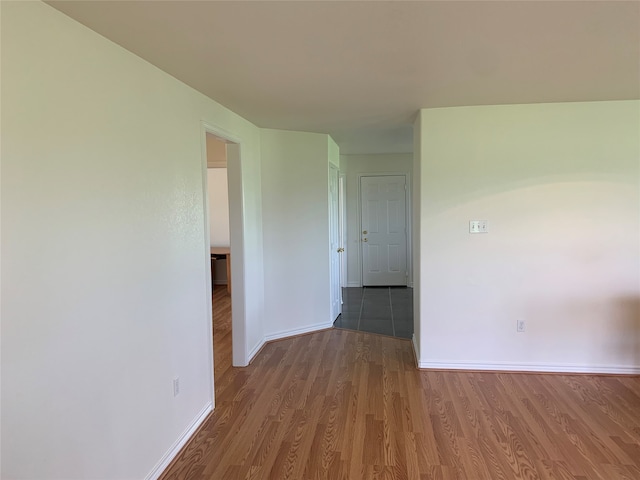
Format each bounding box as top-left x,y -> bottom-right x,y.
2,1 -> 639,479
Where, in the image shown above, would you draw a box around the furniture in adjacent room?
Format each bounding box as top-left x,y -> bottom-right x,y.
210,246 -> 231,294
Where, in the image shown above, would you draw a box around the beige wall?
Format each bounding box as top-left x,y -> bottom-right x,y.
260,129 -> 334,338
2,3 -> 340,479
1,2 -> 265,478
416,101 -> 640,372
340,153 -> 413,286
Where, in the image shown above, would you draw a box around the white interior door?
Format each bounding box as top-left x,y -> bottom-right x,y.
361,175 -> 408,286
329,165 -> 342,320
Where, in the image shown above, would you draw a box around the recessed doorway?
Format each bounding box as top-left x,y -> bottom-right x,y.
360,174 -> 410,286
205,133 -> 233,390
201,123 -> 247,407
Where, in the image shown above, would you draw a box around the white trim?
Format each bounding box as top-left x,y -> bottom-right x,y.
145,402 -> 213,480
415,360 -> 640,375
226,142 -> 250,367
199,124 -> 216,409
357,173 -> 412,287
347,281 -> 361,288
264,322 -> 334,343
201,122 -> 242,145
329,164 -> 341,322
247,338 -> 266,364
339,173 -> 347,289
405,180 -> 413,287
412,334 -> 420,368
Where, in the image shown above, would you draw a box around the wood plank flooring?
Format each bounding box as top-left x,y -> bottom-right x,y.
161,288 -> 640,479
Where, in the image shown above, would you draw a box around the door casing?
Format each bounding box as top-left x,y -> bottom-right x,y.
329,164 -> 342,320
200,122 -> 248,381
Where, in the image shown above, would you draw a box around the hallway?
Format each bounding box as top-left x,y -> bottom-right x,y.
333,287 -> 413,339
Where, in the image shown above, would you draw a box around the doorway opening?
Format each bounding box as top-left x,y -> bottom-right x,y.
201,124 -> 246,406
333,172 -> 413,339
206,133 -> 233,391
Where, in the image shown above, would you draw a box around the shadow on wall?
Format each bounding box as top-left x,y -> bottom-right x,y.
611,296 -> 640,369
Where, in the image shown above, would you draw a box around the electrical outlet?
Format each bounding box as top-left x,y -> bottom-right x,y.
517,320 -> 526,333
173,377 -> 180,397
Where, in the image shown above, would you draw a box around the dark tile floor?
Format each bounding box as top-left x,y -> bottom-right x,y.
333,287 -> 414,339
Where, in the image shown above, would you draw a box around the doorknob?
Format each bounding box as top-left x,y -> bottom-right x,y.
362,230 -> 368,234
337,247 -> 344,253
363,238 -> 368,242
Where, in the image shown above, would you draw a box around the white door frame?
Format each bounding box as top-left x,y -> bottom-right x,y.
339,173 -> 347,290
329,164 -> 341,320
357,172 -> 412,287
200,122 -> 248,405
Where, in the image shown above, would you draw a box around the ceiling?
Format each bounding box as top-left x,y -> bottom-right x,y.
48,1 -> 639,154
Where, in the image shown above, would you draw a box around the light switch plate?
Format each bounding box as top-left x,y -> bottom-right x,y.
470,220 -> 488,234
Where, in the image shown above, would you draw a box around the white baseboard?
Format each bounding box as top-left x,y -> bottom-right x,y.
146,402 -> 213,480
415,360 -> 640,375
246,338 -> 266,364
264,321 -> 334,343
